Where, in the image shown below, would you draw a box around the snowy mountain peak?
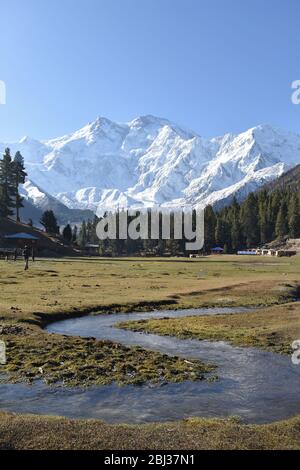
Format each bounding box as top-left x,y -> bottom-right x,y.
1,116 -> 300,213
19,136 -> 36,144
129,114 -> 170,127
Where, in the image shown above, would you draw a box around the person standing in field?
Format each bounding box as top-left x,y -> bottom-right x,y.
23,245 -> 30,271
31,246 -> 35,262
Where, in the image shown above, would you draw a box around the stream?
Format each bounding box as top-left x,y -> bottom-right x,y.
0,307 -> 299,424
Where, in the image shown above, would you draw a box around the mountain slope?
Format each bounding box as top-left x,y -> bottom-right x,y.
1,116 -> 300,213
262,164 -> 300,193
19,181 -> 95,226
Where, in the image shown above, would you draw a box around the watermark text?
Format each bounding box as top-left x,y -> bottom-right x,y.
292,340 -> 300,365
0,81 -> 6,105
0,341 -> 6,365
291,80 -> 300,105
96,208 -> 205,251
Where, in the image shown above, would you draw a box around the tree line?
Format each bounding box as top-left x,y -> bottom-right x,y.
75,186 -> 300,255
204,187 -> 300,253
76,212 -> 198,256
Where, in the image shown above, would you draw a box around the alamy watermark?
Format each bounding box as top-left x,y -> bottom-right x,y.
291,80 -> 300,105
0,340 -> 6,365
96,207 -> 205,251
292,340 -> 300,365
0,80 -> 6,105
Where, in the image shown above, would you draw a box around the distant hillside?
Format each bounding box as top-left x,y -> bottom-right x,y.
21,198 -> 95,228
20,181 -> 95,227
263,164 -> 300,193
0,218 -> 77,256
203,164 -> 300,253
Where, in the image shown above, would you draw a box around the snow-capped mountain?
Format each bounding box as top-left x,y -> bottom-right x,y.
19,181 -> 94,226
1,116 -> 300,215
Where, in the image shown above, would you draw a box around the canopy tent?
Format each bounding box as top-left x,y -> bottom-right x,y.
4,233 -> 39,241
211,247 -> 224,253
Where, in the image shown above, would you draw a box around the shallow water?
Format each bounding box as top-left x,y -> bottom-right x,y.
0,307 -> 299,424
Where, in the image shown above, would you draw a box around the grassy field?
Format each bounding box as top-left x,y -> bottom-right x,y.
1,255 -> 300,321
0,254 -> 300,449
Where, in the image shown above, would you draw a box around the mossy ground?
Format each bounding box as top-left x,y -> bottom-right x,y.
1,324 -> 213,386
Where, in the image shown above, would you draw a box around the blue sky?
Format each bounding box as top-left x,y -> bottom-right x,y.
0,0 -> 299,141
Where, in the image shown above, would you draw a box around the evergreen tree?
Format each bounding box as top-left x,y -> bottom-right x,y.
275,201 -> 288,238
72,225 -> 78,243
288,193 -> 300,238
40,210 -> 59,234
215,217 -> 230,248
269,191 -> 282,239
204,205 -> 216,252
240,193 -> 260,247
230,199 -> 243,251
0,148 -> 16,218
258,190 -> 269,244
62,224 -> 72,243
86,219 -> 93,243
0,185 -> 7,218
78,221 -> 87,248
13,151 -> 27,222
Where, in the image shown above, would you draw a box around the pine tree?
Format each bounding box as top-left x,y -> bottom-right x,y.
230,199 -> 243,251
72,225 -> 78,243
240,193 -> 260,247
288,193 -> 300,238
86,219 -> 93,243
0,185 -> 7,218
258,190 -> 269,244
0,148 -> 16,218
40,210 -> 59,234
269,191 -> 282,240
204,205 -> 216,252
215,217 -> 230,248
13,151 -> 27,222
63,224 -> 72,243
275,201 -> 288,238
78,221 -> 87,248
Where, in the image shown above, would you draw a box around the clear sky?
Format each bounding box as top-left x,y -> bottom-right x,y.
0,0 -> 300,142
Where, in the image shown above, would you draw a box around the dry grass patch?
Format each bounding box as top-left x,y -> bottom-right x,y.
0,412 -> 300,450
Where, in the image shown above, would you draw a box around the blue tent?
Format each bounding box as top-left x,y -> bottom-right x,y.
4,232 -> 39,240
